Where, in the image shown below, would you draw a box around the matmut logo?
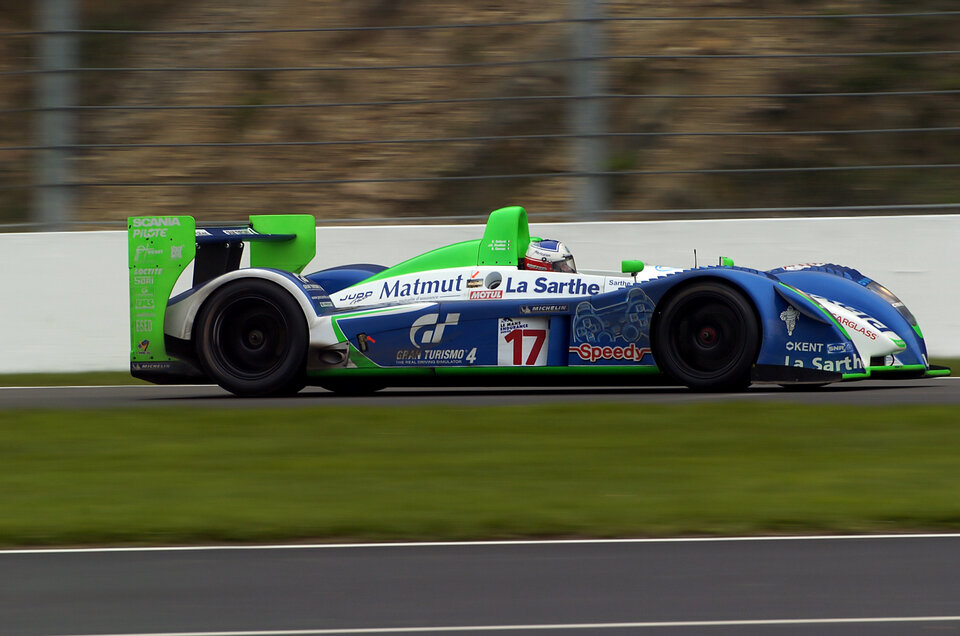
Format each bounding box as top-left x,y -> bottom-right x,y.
409,313 -> 459,348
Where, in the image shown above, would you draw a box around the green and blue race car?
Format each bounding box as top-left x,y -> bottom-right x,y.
128,206 -> 949,396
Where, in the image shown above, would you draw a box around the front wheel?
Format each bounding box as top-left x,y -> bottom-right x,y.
653,281 -> 760,391
196,279 -> 308,397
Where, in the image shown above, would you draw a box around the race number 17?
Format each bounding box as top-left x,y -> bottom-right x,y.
503,329 -> 546,365
497,318 -> 550,367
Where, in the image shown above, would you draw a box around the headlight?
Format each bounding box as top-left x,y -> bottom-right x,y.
866,281 -> 917,326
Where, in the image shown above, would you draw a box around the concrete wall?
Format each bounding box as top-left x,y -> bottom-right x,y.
1,215 -> 957,373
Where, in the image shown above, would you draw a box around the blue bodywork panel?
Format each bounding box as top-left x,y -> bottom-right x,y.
321,263 -> 909,376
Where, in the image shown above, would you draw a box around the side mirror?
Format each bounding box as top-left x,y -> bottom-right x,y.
621,260 -> 645,275
719,256 -> 734,267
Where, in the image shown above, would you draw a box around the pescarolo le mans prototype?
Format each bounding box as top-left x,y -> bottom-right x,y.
128,206 -> 949,396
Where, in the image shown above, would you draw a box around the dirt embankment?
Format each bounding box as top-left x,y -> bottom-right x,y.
2,0 -> 958,225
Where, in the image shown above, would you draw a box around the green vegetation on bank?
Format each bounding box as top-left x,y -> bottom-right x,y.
1,403 -> 960,547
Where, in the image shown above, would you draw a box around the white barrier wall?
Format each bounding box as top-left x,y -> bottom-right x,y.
1,215 -> 958,373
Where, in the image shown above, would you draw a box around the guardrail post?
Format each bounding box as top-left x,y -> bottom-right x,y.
569,0 -> 608,216
34,0 -> 78,231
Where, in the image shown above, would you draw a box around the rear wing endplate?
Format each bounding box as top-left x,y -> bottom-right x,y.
128,214 -> 315,366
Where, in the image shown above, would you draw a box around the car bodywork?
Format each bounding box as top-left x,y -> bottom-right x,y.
128,206 -> 949,396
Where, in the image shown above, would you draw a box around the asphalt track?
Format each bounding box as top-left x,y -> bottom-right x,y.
0,377 -> 956,409
3,535 -> 960,635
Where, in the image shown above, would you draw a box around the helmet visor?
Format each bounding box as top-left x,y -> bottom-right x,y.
554,255 -> 576,273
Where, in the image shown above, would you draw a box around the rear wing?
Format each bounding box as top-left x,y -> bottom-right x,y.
128,214 -> 316,369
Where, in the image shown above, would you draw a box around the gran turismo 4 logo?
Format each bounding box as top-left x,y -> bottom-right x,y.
409,313 -> 459,348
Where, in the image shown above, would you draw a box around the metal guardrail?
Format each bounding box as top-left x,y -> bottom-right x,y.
1,5 -> 959,229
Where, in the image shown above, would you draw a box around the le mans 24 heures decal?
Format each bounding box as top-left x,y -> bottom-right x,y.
126,206 -> 949,396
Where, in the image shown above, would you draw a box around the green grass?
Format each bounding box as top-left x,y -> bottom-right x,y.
1,403 -> 960,547
0,371 -> 148,387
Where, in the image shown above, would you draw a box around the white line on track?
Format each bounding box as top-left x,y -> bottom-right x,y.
4,533 -> 960,555
49,615 -> 960,635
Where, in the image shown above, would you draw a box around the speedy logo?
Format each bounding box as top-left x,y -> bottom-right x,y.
131,217 -> 180,238
469,290 -> 503,300
409,313 -> 460,348
570,342 -> 650,363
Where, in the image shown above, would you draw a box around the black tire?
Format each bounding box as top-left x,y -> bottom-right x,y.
196,279 -> 308,397
319,380 -> 386,396
652,281 -> 760,391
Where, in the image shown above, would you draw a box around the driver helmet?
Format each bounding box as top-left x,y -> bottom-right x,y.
523,239 -> 576,273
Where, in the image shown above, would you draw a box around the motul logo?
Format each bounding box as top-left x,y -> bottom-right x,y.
469,290 -> 503,300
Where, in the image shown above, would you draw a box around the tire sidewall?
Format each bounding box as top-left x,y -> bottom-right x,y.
653,281 -> 760,391
196,279 -> 308,397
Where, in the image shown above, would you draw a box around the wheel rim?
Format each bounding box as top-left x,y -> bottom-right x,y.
667,297 -> 747,378
210,296 -> 291,380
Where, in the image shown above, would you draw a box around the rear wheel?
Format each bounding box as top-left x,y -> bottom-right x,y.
196,279 -> 308,397
653,282 -> 760,391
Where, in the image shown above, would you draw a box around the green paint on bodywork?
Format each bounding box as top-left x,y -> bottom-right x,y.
249,214 -> 316,274
307,368 -> 434,379
842,371 -> 872,380
844,364 -> 948,380
347,344 -> 379,369
478,206 -> 530,266
336,307 -> 409,320
354,206 -> 532,286
870,364 -> 926,373
913,324 -> 924,338
359,240 -> 482,285
309,365 -> 661,379
128,216 -> 196,363
436,366 -> 661,377
330,318 -> 346,343
892,339 -> 906,348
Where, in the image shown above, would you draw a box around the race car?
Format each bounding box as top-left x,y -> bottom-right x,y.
128,206 -> 950,396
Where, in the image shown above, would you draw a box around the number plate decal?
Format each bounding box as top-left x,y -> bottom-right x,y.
497,318 -> 549,366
